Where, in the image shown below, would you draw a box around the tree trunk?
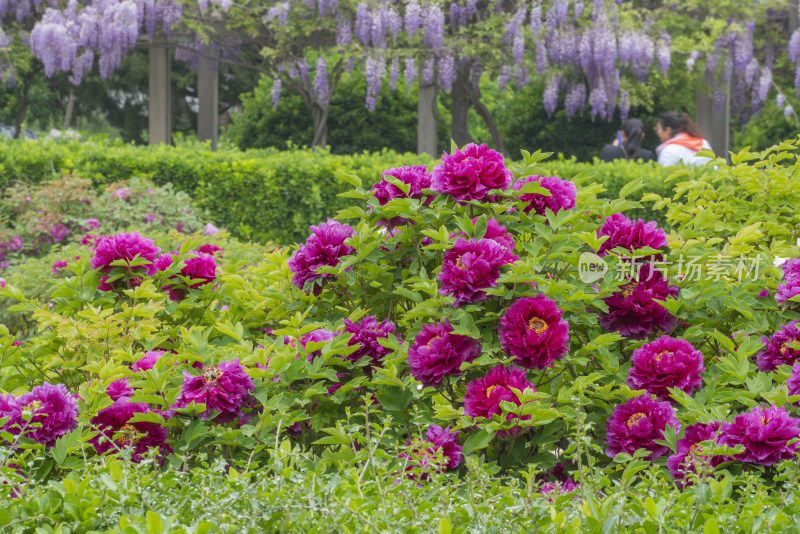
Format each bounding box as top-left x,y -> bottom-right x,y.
417,81 -> 438,157
63,90 -> 76,130
471,96 -> 508,158
451,64 -> 473,147
13,68 -> 38,139
311,104 -> 328,147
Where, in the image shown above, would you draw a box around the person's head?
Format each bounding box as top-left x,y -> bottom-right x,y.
656,111 -> 704,142
620,118 -> 645,159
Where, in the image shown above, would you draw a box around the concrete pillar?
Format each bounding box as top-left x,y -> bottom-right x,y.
198,55 -> 219,150
148,34 -> 171,145
417,81 -> 438,157
790,0 -> 798,32
695,85 -> 729,161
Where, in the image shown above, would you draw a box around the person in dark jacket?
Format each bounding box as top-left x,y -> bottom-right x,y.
598,118 -> 655,162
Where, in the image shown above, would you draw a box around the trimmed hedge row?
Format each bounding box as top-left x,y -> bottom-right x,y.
0,139 -> 674,244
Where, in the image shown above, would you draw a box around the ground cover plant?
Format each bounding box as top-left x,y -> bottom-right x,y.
0,138 -> 799,532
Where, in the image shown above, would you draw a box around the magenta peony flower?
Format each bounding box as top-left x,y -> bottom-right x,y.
156,251 -> 217,301
197,244 -> 222,256
8,236 -> 23,251
90,232 -> 160,291
50,223 -> 70,243
438,238 -> 516,306
498,295 -> 570,369
204,223 -> 219,236
408,319 -> 482,387
604,395 -> 680,460
627,335 -> 705,402
173,359 -> 255,422
83,218 -> 100,231
666,421 -> 723,488
777,259 -> 800,303
344,316 -> 396,368
371,165 -> 432,205
540,478 -> 579,499
6,383 -> 79,447
107,378 -> 134,401
399,424 -> 462,478
431,143 -> 513,202
756,321 -> 800,371
597,213 -> 667,256
598,265 -> 680,340
288,219 -> 356,295
450,218 -> 518,263
719,404 -> 800,465
89,400 -> 171,462
113,187 -> 132,199
513,175 -> 577,216
787,363 -> 800,402
133,350 -> 165,372
80,234 -> 98,247
463,365 -> 537,436
51,260 -> 68,274
299,328 -> 338,361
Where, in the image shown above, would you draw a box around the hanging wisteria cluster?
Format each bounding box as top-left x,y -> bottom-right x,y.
11,0 -> 800,124
28,0 -> 185,84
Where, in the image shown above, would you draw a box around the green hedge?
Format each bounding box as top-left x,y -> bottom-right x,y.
0,139 -> 677,244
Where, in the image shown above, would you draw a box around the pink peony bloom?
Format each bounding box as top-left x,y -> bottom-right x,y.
90,232 -> 160,291
431,143 -> 513,202
133,350 -> 165,372
498,295 -> 570,369
143,214 -> 157,224
372,165 -> 432,205
463,365 -> 537,437
50,223 -> 70,243
8,236 -> 23,251
173,359 -> 255,422
106,378 -> 134,401
204,223 -> 219,236
540,478 -> 580,500
197,244 -> 222,256
719,404 -> 800,465
298,329 -> 338,361
450,218 -> 518,263
666,421 -> 723,488
513,175 -> 577,216
777,259 -> 800,303
598,265 -> 680,340
344,316 -> 396,368
604,395 -> 680,461
51,260 -> 69,274
156,251 -> 217,301
597,213 -> 667,256
81,234 -> 98,247
627,335 -> 705,402
83,218 -> 101,231
288,219 -> 356,295
407,319 -> 482,387
786,362 -> 800,402
89,400 -> 171,463
756,321 -> 800,371
5,383 -> 79,447
399,425 -> 462,478
0,278 -> 5,288
438,238 -> 517,306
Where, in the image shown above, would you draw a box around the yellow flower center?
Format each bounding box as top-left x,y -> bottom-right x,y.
455,255 -> 466,270
486,385 -> 498,397
690,442 -> 703,454
780,345 -> 788,355
202,366 -> 223,383
527,316 -> 548,335
621,281 -> 637,298
426,336 -> 442,349
655,350 -> 671,362
117,424 -> 144,447
627,412 -> 647,428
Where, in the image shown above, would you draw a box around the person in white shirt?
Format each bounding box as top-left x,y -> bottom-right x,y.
655,111 -> 713,167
